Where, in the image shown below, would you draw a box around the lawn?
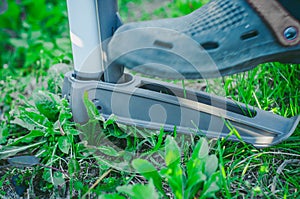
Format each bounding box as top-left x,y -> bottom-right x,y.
0,0 -> 299,198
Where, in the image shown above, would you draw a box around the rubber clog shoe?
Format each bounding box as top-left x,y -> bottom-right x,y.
108,0 -> 300,79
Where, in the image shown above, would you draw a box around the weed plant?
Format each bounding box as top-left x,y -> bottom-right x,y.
0,0 -> 299,198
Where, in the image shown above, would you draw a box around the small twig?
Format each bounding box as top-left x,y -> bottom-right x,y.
82,168 -> 112,198
271,159 -> 300,194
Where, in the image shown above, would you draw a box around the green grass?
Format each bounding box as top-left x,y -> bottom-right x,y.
0,0 -> 299,198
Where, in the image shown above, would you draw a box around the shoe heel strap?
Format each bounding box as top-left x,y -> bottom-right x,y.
247,0 -> 300,46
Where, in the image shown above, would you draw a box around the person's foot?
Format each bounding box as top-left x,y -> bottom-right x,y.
108,0 -> 300,79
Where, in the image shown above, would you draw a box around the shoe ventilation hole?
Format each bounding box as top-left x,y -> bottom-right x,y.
201,42 -> 219,50
241,30 -> 259,40
153,40 -> 173,49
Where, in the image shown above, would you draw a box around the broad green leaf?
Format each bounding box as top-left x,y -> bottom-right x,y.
103,115 -> 117,129
132,159 -> 164,194
11,118 -> 35,131
0,124 -> 9,144
186,168 -> 207,188
96,156 -> 131,172
30,31 -> 42,40
42,170 -> 66,187
58,136 -> 71,154
8,155 -> 40,167
12,107 -> 52,130
117,179 -> 159,199
73,180 -> 84,191
0,141 -> 46,159
42,170 -> 51,183
205,155 -> 218,177
83,91 -> 100,119
187,157 -> 204,177
151,128 -> 164,152
79,120 -> 104,147
25,0 -> 47,19
34,91 -> 61,122
187,139 -> 209,184
98,146 -> 120,157
0,173 -> 9,189
106,123 -> 128,139
191,138 -> 209,160
99,194 -> 126,199
185,139 -> 217,198
68,129 -> 81,136
68,158 -> 80,176
160,165 -> 184,199
0,0 -> 21,30
55,38 -> 71,51
12,130 -> 44,145
58,108 -> 73,125
25,50 -> 41,67
9,38 -> 28,48
161,136 -> 184,199
165,136 -> 180,167
53,172 -> 65,187
185,163 -> 207,199
43,41 -> 54,51
200,172 -> 221,199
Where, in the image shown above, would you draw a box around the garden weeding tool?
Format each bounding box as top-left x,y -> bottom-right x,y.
63,0 -> 300,148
